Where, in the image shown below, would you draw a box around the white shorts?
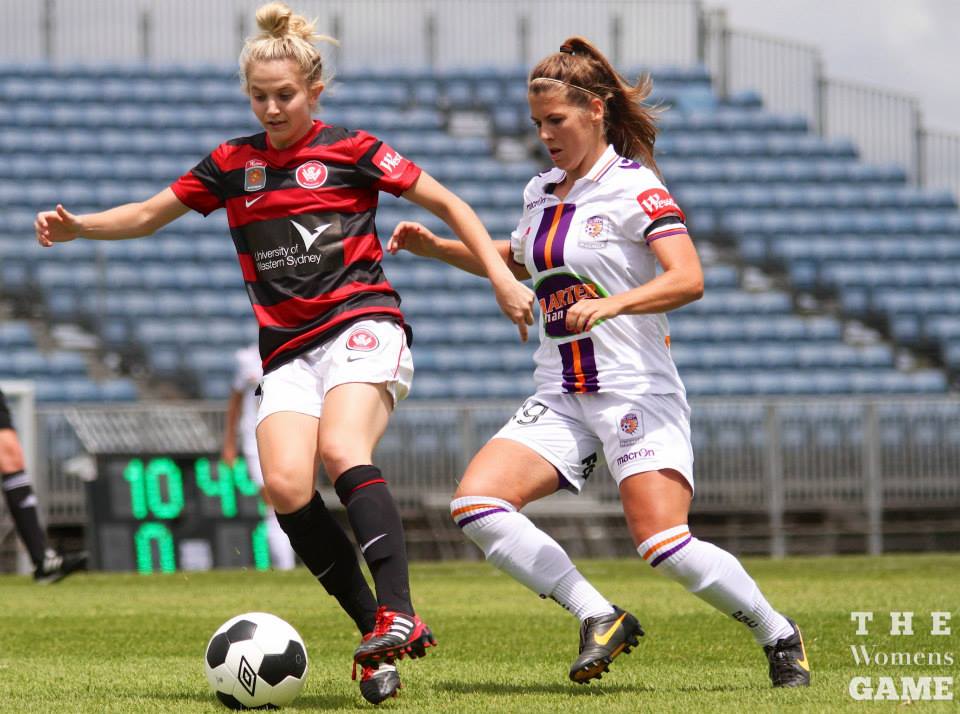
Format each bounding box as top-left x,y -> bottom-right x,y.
493,390 -> 694,493
257,318 -> 413,425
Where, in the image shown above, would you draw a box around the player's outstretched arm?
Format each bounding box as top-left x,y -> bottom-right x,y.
35,188 -> 190,247
388,221 -> 529,280
401,172 -> 534,340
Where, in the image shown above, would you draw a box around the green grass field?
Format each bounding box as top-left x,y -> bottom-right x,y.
1,555 -> 958,713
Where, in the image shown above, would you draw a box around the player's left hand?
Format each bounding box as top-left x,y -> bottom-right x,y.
565,296 -> 621,333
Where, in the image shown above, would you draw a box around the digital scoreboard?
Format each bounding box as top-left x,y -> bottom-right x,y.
86,454 -> 274,574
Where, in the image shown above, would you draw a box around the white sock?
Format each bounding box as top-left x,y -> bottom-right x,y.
266,509 -> 296,571
551,568 -> 615,621
451,496 -> 611,619
638,525 -> 793,645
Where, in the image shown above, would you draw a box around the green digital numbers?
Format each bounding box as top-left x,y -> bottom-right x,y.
123,457 -> 184,520
118,455 -> 266,574
195,457 -> 262,517
252,521 -> 270,572
196,458 -> 239,517
133,522 -> 176,574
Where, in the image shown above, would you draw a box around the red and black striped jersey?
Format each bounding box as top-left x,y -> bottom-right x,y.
170,120 -> 420,372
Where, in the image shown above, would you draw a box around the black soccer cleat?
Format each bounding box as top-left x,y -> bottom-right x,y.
764,617 -> 811,687
33,549 -> 87,584
353,606 -> 436,667
358,661 -> 401,705
569,605 -> 644,683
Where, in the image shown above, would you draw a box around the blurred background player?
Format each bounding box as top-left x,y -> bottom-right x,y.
389,37 -> 809,689
221,342 -> 296,571
0,388 -> 86,583
34,1 -> 533,704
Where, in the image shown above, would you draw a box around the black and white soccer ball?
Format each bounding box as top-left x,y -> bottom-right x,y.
204,612 -> 308,710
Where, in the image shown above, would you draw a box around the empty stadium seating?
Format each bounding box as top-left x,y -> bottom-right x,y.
0,62 -> 955,401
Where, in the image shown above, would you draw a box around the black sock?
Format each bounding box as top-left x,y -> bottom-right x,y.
2,471 -> 48,567
334,465 -> 413,615
276,491 -> 376,635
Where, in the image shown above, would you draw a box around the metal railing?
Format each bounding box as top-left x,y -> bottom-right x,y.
2,1 -> 956,196
702,7 -> 960,200
0,0 -> 700,70
16,396 -> 960,559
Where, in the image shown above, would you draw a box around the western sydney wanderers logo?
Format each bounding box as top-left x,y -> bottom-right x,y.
244,159 -> 266,192
346,328 -> 379,351
295,160 -> 328,189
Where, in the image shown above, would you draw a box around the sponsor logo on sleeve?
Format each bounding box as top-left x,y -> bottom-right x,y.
636,188 -> 682,222
244,159 -> 267,192
372,143 -> 409,179
295,160 -> 328,189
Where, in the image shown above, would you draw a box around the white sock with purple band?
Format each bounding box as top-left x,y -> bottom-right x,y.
450,496 -> 614,621
638,525 -> 794,645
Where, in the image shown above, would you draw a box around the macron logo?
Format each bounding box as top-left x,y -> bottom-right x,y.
290,220 -> 331,251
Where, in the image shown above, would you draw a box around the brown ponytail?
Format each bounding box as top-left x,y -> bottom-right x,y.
529,36 -> 660,177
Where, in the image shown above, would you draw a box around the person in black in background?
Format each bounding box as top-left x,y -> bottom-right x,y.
0,388 -> 86,583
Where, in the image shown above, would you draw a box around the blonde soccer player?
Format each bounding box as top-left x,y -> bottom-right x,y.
35,2 -> 534,704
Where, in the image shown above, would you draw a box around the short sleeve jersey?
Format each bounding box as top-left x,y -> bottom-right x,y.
510,144 -> 689,396
230,343 -> 263,453
171,120 -> 421,373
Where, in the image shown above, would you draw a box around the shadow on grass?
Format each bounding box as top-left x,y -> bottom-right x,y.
150,691 -> 357,710
438,680 -> 655,696
439,680 -> 755,695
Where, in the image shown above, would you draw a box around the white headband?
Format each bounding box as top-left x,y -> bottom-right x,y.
528,76 -> 603,100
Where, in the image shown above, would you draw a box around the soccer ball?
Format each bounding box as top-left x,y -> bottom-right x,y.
204,612 -> 308,710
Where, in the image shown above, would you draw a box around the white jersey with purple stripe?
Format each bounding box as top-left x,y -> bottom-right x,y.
510,144 -> 689,396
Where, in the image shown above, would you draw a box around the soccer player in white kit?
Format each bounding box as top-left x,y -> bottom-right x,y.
389,37 -> 810,689
221,343 -> 296,570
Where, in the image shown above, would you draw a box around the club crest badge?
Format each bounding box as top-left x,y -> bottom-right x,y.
244,159 -> 267,192
618,410 -> 644,446
346,328 -> 379,352
579,215 -> 608,249
295,160 -> 328,189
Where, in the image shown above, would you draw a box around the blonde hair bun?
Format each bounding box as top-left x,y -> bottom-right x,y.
239,2 -> 338,93
255,2 -> 316,42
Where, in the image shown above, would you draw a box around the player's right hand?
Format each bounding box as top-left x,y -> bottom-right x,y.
387,221 -> 440,258
492,278 -> 535,342
35,204 -> 82,247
